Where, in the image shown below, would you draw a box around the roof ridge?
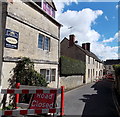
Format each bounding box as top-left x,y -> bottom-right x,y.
61,38 -> 102,62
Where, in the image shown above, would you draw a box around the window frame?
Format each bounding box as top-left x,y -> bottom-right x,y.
38,34 -> 50,51
88,56 -> 90,64
38,34 -> 44,49
44,36 -> 50,51
43,2 -> 55,18
40,69 -> 56,83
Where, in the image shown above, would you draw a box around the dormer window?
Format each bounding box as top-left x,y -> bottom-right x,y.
34,0 -> 56,18
43,2 -> 55,18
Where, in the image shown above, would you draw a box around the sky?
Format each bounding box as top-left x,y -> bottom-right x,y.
54,1 -> 120,61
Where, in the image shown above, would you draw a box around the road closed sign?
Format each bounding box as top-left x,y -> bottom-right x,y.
29,93 -> 56,109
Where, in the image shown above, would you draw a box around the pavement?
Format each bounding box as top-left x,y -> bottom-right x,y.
57,79 -> 120,117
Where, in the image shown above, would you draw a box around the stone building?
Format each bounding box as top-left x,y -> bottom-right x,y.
104,59 -> 120,75
0,0 -> 61,90
61,34 -> 104,84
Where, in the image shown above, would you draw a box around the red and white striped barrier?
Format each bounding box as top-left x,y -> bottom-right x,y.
1,84 -> 65,116
0,108 -> 60,116
1,89 -> 61,94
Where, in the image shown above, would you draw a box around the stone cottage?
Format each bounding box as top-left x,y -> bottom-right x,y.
61,34 -> 104,84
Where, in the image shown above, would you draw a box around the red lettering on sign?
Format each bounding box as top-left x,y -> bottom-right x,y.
29,93 -> 56,109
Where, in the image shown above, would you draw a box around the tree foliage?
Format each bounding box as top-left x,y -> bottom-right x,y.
9,57 -> 47,88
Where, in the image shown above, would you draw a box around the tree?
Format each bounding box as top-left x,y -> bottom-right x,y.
9,57 -> 47,87
6,57 -> 47,106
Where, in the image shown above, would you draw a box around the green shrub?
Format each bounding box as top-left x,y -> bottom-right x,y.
9,57 -> 47,87
60,56 -> 85,76
113,64 -> 120,95
113,64 -> 120,76
7,57 -> 48,107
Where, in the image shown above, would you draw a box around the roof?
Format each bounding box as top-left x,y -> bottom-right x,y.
61,38 -> 102,63
45,0 -> 57,11
26,0 -> 62,27
104,59 -> 120,65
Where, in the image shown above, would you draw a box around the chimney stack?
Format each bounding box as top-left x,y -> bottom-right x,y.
82,43 -> 90,51
86,43 -> 90,51
69,34 -> 75,47
82,43 -> 86,50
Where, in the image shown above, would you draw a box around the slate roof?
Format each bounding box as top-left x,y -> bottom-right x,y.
104,59 -> 120,65
62,38 -> 102,63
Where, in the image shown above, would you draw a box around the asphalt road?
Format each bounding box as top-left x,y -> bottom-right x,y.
57,79 -> 119,117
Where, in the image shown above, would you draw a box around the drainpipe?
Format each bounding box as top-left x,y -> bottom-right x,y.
57,26 -> 61,89
0,3 -> 7,104
0,2 -> 7,87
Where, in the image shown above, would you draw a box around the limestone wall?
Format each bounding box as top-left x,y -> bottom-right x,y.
60,75 -> 84,90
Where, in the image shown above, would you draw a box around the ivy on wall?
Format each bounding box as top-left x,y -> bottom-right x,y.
60,56 -> 85,76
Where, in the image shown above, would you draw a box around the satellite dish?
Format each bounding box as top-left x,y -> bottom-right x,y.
75,41 -> 78,43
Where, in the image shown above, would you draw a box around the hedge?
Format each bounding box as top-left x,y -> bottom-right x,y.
113,64 -> 120,76
60,56 -> 85,76
113,64 -> 120,95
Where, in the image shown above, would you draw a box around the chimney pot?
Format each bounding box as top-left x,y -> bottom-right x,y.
86,43 -> 90,51
82,43 -> 90,51
82,43 -> 86,50
69,34 -> 75,47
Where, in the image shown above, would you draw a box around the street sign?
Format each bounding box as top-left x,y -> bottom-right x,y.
29,93 -> 56,109
5,29 -> 19,49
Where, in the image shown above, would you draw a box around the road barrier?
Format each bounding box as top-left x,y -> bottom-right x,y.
0,84 -> 64,116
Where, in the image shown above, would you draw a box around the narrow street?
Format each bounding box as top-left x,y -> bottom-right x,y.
58,79 -> 119,117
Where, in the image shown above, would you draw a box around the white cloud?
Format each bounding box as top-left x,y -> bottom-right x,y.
105,16 -> 108,21
55,2 -> 118,60
117,31 -> 120,42
57,8 -> 103,41
91,42 -> 118,60
116,5 -> 118,9
116,5 -> 120,9
102,32 -> 119,43
53,0 -> 119,2
102,38 -> 114,43
54,0 -> 78,19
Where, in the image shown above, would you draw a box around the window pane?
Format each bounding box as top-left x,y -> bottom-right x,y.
52,8 -> 55,18
46,76 -> 49,82
51,69 -> 56,81
43,2 -> 55,18
88,69 -> 89,78
46,70 -> 50,75
46,70 -> 50,82
38,34 -> 44,49
40,69 -> 46,78
40,69 -> 50,82
44,37 -> 50,50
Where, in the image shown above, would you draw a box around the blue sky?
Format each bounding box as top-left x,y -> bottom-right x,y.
55,1 -> 119,60
63,2 -> 118,47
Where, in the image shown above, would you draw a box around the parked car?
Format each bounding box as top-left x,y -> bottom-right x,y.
105,74 -> 114,81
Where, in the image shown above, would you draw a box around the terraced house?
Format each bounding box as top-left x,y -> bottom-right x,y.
0,0 -> 61,92
61,34 -> 104,84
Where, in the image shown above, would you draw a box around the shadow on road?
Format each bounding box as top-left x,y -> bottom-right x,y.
80,79 -> 119,117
